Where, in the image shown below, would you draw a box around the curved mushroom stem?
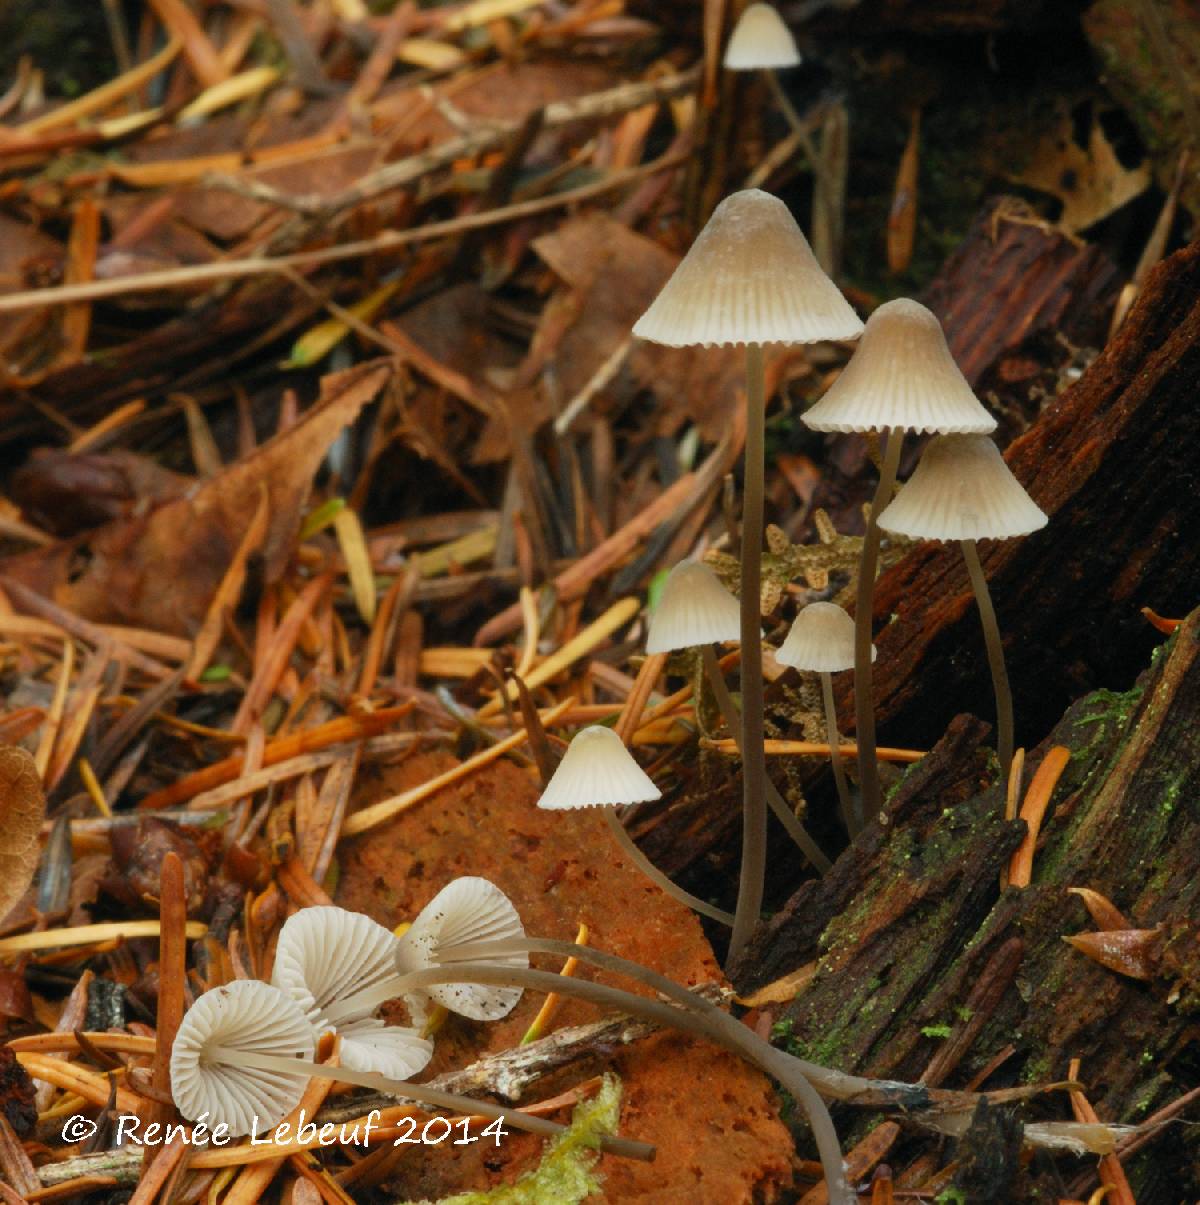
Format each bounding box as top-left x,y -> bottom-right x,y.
701,645 -> 831,873
731,341 -> 769,967
205,1046 -> 655,1162
852,430 -> 903,824
820,671 -> 856,835
391,959 -> 853,1205
601,805 -> 734,926
960,538 -> 1013,795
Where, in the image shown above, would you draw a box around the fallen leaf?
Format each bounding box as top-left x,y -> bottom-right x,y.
0,746 -> 45,926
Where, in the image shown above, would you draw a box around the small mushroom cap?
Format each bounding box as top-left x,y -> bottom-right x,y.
395,877 -> 528,1021
171,980 -> 314,1137
775,601 -> 873,673
537,725 -> 662,810
272,905 -> 432,1079
802,299 -> 997,435
876,434 -> 1048,542
724,3 -> 801,69
632,190 -> 864,348
646,560 -> 742,653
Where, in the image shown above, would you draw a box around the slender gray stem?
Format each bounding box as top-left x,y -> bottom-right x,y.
391,961 -> 853,1204
853,431 -> 903,823
821,672 -> 856,835
731,342 -> 769,966
602,805 -> 734,926
701,645 -> 831,873
961,539 -> 1013,795
206,1046 -> 655,1162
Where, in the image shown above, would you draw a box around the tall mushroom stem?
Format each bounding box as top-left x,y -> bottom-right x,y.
820,671 -> 856,836
960,538 -> 1014,795
852,430 -> 903,824
731,342 -> 769,965
206,1046 -> 654,1162
390,958 -> 854,1205
601,806 -> 734,926
701,645 -> 830,873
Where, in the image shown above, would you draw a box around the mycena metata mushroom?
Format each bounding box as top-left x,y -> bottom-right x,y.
634,189 -> 862,962
775,601 -> 872,835
877,433 -> 1047,793
802,298 -> 995,824
647,559 -> 831,873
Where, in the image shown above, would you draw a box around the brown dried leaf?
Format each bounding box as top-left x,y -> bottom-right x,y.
2,362 -> 390,635
1067,886 -> 1130,931
1064,927 -> 1162,981
0,745 -> 45,924
1006,99 -> 1151,234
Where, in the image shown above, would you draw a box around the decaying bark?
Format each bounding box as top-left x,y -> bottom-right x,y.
733,609 -> 1200,1202
840,236 -> 1200,752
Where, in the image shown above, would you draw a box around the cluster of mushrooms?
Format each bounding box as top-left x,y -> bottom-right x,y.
164,7 -> 1050,1200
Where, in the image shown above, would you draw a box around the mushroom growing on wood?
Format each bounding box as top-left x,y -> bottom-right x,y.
648,560 -> 830,872
537,724 -> 735,926
776,601 -> 873,835
635,189 -> 862,963
877,433 -> 1047,792
802,298 -> 995,824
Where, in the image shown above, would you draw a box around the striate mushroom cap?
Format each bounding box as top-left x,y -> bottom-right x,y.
646,560 -> 743,653
775,601 -> 873,673
395,877 -> 528,1021
537,725 -> 662,810
724,3 -> 802,69
876,434 -> 1048,542
171,980 -> 314,1137
272,905 -> 433,1079
802,298 -> 997,435
633,190 -> 864,348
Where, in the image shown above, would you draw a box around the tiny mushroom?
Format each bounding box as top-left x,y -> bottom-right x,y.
272,905 -> 433,1079
394,877 -> 529,1022
802,298 -> 995,823
648,560 -> 830,872
170,979 -> 315,1137
172,966 -> 653,1162
724,3 -> 801,70
876,433 -> 1047,791
635,188 -> 862,963
539,724 -> 735,926
723,5 -> 809,171
776,602 -> 874,834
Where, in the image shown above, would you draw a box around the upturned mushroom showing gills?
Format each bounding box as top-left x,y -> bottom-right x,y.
776,601 -> 874,835
634,189 -> 862,964
877,433 -> 1047,794
648,560 -> 830,872
272,905 -> 433,1079
802,298 -> 995,825
172,976 -> 654,1161
537,724 -> 735,926
171,979 -> 315,1137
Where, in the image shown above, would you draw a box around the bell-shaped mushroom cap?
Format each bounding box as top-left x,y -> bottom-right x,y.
537,725 -> 661,810
272,906 -> 433,1079
632,190 -> 864,348
395,878 -> 528,1021
646,561 -> 742,653
724,3 -> 801,69
877,434 -> 1048,542
802,298 -> 997,435
775,601 -> 873,673
171,980 -> 314,1137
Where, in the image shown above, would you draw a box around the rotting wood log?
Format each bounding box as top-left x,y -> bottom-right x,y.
924,196 -> 1122,416
731,608 -> 1200,1203
837,236 -> 1200,753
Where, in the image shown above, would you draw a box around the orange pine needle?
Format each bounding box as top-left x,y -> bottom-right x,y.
1008,745 -> 1071,888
